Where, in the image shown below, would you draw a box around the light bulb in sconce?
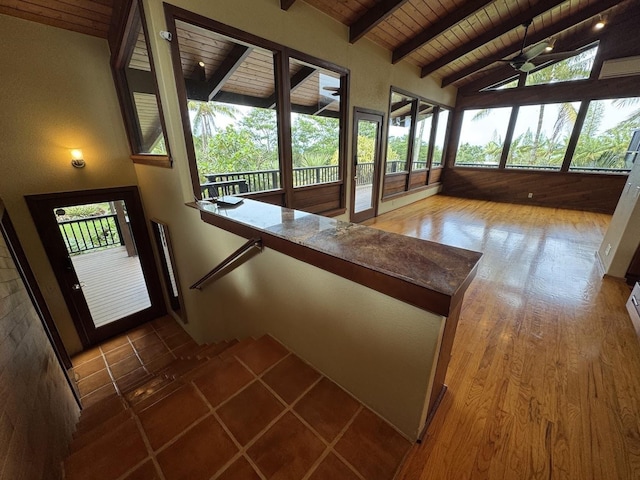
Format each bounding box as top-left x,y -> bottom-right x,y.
70,149 -> 85,168
594,15 -> 606,30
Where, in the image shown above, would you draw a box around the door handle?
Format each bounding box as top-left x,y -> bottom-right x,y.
72,282 -> 86,291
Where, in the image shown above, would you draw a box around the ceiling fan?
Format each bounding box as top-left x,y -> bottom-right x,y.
500,20 -> 580,73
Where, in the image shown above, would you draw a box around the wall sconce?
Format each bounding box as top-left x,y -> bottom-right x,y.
545,38 -> 556,52
70,149 -> 85,168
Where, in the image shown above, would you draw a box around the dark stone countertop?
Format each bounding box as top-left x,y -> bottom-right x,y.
195,198 -> 482,315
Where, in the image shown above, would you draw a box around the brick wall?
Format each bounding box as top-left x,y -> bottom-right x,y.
0,229 -> 80,479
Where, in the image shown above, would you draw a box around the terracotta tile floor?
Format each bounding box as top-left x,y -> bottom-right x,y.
67,316 -> 411,480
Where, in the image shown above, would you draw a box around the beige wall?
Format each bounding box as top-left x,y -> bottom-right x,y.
599,159 -> 640,278
0,15 -> 139,354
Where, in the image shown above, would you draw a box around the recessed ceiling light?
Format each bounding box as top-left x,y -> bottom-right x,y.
594,15 -> 606,30
198,61 -> 205,67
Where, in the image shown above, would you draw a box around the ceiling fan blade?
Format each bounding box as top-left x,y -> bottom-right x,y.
522,41 -> 550,61
518,61 -> 536,73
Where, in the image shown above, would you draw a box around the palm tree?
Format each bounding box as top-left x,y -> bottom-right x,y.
188,101 -> 238,156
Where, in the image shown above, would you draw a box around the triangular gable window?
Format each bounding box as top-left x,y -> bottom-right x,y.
525,44 -> 598,86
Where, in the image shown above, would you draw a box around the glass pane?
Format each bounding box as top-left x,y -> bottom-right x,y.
506,102 -> 580,170
412,101 -> 434,171
456,107 -> 512,167
123,12 -> 168,155
570,98 -> 640,172
55,201 -> 151,328
526,46 -> 598,87
432,109 -> 449,167
176,21 -> 281,196
354,119 -> 379,213
387,92 -> 413,173
290,58 -> 343,188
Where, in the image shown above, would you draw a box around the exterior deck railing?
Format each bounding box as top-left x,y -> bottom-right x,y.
202,163 -> 379,196
58,214 -> 124,254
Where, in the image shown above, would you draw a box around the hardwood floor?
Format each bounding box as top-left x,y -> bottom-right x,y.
364,196 -> 640,480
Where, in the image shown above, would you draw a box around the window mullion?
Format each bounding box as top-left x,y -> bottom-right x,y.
275,50 -> 294,206
561,101 -> 590,172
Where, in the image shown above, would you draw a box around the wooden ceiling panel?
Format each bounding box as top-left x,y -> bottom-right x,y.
2,0 -> 632,93
0,0 -> 112,37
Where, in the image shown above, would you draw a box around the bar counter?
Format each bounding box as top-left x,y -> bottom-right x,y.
195,198 -> 482,318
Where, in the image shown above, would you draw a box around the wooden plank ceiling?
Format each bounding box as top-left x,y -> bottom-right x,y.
1,0 -> 634,92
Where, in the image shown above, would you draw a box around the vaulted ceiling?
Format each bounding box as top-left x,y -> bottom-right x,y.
0,0 -> 635,92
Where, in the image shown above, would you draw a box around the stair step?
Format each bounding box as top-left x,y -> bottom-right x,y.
158,357 -> 208,380
117,372 -> 157,396
129,378 -> 185,413
124,375 -> 174,405
196,339 -> 238,359
70,408 -> 133,454
171,340 -> 209,359
74,395 -> 127,438
218,337 -> 255,360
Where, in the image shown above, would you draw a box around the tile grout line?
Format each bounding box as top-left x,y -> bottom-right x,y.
298,404 -> 366,480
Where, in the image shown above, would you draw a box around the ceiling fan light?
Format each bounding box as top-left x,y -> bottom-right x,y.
544,38 -> 555,52
520,62 -> 536,73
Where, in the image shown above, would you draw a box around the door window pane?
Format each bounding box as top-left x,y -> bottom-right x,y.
354,119 -> 379,213
56,201 -> 151,328
432,109 -> 449,167
290,58 -> 343,187
386,92 -> 413,173
456,107 -> 512,167
570,98 -> 640,172
506,102 -> 580,170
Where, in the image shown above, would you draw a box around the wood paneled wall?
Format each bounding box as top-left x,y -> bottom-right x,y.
441,168 -> 626,214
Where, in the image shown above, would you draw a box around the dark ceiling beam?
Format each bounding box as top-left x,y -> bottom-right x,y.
441,0 -> 624,87
392,0 -> 493,64
281,0 -> 296,10
267,66 -> 317,109
206,44 -> 252,101
420,0 -> 566,78
350,0 -> 411,43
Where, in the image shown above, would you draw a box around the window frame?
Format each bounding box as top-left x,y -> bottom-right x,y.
382,87 -> 451,199
111,0 -> 172,167
163,5 -> 349,215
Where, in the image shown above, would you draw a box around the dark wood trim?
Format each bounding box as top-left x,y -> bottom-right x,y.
381,182 -> 440,203
499,106 -> 519,168
560,101 -> 590,172
280,0 -> 296,10
350,0 -> 410,44
392,0 -> 492,64
276,50 -> 294,206
25,187 -> 166,347
423,105 -> 439,185
443,0 -> 622,88
457,75 -> 640,110
420,0 -> 565,78
162,4 -> 349,214
112,0 -> 172,166
164,5 -> 203,198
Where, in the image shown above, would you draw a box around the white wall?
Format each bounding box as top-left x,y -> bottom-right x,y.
599,159 -> 640,278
